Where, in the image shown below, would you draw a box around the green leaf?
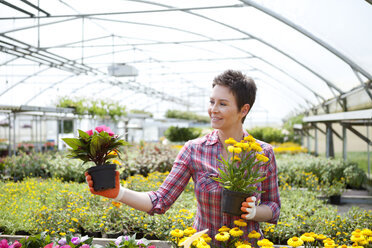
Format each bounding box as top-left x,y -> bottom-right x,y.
62,138 -> 83,149
78,129 -> 90,140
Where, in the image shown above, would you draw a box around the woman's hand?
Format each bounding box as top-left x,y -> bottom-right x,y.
85,171 -> 120,199
241,196 -> 257,220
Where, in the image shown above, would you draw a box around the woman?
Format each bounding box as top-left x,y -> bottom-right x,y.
85,70 -> 281,246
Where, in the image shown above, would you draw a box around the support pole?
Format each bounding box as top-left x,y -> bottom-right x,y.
314,127 -> 318,156
326,123 -> 334,158
343,125 -> 347,161
368,125 -> 370,177
12,113 -> 16,155
8,113 -> 11,156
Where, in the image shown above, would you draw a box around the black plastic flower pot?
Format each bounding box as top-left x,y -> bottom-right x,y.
329,194 -> 341,205
222,188 -> 251,216
87,164 -> 116,191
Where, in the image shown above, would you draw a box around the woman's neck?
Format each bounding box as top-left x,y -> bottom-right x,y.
217,128 -> 244,145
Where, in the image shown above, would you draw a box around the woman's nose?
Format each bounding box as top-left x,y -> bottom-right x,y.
211,103 -> 218,112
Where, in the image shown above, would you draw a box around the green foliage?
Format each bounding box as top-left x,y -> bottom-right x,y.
63,128 -> 129,166
276,154 -> 367,189
56,96 -> 127,122
165,110 -> 209,123
2,151 -> 91,182
119,142 -> 179,178
282,114 -> 304,143
130,109 -> 153,118
248,126 -> 285,143
164,126 -> 201,142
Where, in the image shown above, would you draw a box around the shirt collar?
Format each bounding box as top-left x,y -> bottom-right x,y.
205,129 -> 249,146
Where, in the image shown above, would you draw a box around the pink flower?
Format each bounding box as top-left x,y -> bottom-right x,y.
148,246 -> 156,248
58,238 -> 66,246
0,239 -> 9,248
95,125 -> 114,136
70,237 -> 80,245
80,245 -> 90,248
85,129 -> 93,136
60,246 -> 71,248
8,241 -> 21,248
43,243 -> 53,248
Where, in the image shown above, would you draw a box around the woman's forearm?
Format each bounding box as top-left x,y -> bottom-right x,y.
116,187 -> 153,212
253,204 -> 273,222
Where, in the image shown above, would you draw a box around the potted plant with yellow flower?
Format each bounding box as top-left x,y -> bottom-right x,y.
211,135 -> 269,216
62,125 -> 129,191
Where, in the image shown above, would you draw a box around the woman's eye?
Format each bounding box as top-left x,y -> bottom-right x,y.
209,100 -> 215,105
220,102 -> 226,106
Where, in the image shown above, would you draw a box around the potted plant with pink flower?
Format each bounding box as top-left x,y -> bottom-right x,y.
62,125 -> 129,191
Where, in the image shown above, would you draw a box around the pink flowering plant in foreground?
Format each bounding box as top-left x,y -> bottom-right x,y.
106,234 -> 155,248
62,125 -> 129,166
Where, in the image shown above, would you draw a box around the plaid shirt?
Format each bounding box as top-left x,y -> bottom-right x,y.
147,130 -> 280,245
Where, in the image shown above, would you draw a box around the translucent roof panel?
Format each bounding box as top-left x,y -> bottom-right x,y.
1,0 -> 371,126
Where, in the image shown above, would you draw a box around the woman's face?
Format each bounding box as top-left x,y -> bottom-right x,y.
208,84 -> 244,131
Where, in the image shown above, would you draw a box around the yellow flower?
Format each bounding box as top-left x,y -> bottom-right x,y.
351,244 -> 363,248
361,229 -> 372,237
300,233 -> 315,242
351,234 -> 365,243
338,245 -> 351,248
112,159 -> 122,165
68,228 -> 75,233
287,237 -> 304,247
201,234 -> 212,243
59,232 -> 66,236
251,143 -> 263,152
317,234 -> 327,240
229,227 -> 244,237
237,245 -> 251,248
184,227 -> 197,236
227,146 -> 235,153
233,147 -> 242,154
231,155 -> 241,162
241,143 -> 251,151
257,239 -> 273,247
170,229 -> 184,238
71,217 -> 79,223
178,237 -> 187,246
112,201 -> 122,208
196,240 -> 210,248
244,135 -> 255,143
248,230 -> 261,239
215,232 -> 230,242
108,150 -> 118,156
218,226 -> 230,232
234,219 -> 247,227
225,138 -> 237,145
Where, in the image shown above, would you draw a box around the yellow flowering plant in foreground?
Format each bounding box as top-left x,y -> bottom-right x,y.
211,135 -> 269,194
169,225 -> 372,248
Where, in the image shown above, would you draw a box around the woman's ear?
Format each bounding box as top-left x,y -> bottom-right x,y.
241,104 -> 250,117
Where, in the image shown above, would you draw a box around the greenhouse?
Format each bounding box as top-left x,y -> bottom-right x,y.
0,1 -> 371,248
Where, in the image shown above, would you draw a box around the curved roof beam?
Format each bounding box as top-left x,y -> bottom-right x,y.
1,17 -> 78,35
24,75 -> 75,105
0,4 -> 243,20
240,0 -> 372,81
126,0 -> 340,103
86,15 -> 323,102
0,67 -> 50,97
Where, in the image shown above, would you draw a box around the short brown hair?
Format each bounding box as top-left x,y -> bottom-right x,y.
212,70 -> 257,123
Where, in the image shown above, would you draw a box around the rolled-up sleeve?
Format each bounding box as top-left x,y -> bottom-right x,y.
260,145 -> 281,224
147,141 -> 193,215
